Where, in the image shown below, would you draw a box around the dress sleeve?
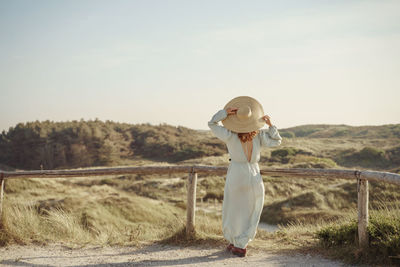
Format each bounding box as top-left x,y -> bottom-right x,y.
208,109 -> 234,143
259,125 -> 282,147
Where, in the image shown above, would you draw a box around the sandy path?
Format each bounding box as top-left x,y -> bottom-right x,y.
0,243 -> 347,267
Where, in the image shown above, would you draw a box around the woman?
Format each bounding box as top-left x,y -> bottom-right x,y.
208,96 -> 282,257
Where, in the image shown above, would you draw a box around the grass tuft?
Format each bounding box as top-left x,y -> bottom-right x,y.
158,210 -> 225,247
316,204 -> 400,265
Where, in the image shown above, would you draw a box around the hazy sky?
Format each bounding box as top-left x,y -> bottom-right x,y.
1,0 -> 399,131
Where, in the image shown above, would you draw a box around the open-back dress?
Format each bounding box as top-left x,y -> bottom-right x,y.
208,109 -> 282,249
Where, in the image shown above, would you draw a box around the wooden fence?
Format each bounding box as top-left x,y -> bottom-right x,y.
1,165 -> 400,248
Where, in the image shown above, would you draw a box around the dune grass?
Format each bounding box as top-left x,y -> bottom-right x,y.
0,176 -> 188,247
316,204 -> 400,265
1,155 -> 399,266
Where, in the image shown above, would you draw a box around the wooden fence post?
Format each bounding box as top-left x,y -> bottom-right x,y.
357,175 -> 369,248
186,170 -> 197,236
0,172 -> 4,218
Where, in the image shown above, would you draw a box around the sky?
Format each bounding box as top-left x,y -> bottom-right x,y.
1,0 -> 399,132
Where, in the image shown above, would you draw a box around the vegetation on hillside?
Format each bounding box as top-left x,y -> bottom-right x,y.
261,178 -> 400,225
334,146 -> 400,169
1,119 -> 400,171
0,120 -> 225,170
1,120 -> 400,265
281,124 -> 400,139
317,205 -> 400,265
266,147 -> 337,168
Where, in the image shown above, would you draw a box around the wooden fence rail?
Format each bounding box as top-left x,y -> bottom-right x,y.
1,165 -> 400,248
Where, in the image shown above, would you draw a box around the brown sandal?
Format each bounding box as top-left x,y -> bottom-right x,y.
231,246 -> 247,257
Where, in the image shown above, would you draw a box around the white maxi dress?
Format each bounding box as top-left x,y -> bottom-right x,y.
208,109 -> 282,249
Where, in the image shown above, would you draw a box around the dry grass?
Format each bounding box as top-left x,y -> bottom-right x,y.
1,176 -> 187,247
2,160 -> 399,251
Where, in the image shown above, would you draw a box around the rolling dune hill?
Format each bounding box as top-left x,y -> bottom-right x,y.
1,119 -> 399,171
1,120 -> 400,265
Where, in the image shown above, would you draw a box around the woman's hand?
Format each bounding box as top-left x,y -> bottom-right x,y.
226,107 -> 238,115
262,115 -> 272,127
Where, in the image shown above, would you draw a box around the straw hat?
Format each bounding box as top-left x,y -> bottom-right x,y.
222,96 -> 265,133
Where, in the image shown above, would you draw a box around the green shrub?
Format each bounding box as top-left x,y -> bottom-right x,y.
334,146 -> 390,168
280,131 -> 295,138
386,146 -> 400,166
368,211 -> 400,257
317,220 -> 357,247
359,147 -> 386,160
270,147 -> 330,167
293,128 -> 320,137
317,208 -> 400,265
333,129 -> 351,137
290,155 -> 337,169
271,147 -> 298,158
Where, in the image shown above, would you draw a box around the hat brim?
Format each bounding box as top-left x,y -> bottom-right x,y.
222,96 -> 265,133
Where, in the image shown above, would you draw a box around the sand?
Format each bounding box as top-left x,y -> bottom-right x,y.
0,243 -> 348,267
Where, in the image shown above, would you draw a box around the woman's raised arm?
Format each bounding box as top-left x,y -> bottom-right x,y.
259,125 -> 282,147
259,115 -> 282,147
208,109 -> 234,143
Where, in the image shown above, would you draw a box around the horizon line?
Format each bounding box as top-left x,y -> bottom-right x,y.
2,118 -> 400,133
